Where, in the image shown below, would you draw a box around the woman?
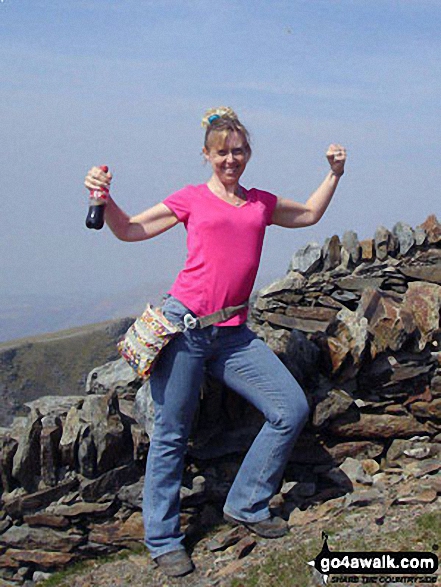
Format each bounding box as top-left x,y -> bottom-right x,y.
84,106 -> 346,578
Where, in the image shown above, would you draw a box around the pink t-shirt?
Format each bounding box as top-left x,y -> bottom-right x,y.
163,184 -> 278,326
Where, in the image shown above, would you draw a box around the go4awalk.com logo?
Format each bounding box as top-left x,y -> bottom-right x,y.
307,533 -> 439,585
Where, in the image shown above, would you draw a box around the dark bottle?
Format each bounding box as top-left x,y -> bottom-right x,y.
85,165 -> 109,230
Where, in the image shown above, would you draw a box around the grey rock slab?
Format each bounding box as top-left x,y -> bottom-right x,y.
133,381 -> 155,438
85,357 -> 142,397
0,524 -> 84,552
0,436 -> 18,494
392,222 -> 415,256
343,488 -> 384,508
322,235 -> 342,271
261,311 -> 331,333
313,388 -> 354,428
414,226 -> 427,246
46,500 -> 115,518
11,408 -> 42,492
258,272 -> 306,297
80,390 -> 133,475
375,226 -> 398,260
342,230 -> 361,264
80,462 -> 141,502
386,438 -> 435,462
290,242 -> 322,274
404,458 -> 441,478
24,396 -> 84,418
335,275 -> 384,291
40,420 -> 62,487
3,477 -> 79,518
339,457 -> 373,486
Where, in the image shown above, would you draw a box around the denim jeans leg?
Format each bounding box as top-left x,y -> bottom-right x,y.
209,329 -> 310,523
142,311 -> 206,558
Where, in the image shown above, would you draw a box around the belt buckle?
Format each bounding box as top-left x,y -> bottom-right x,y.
183,313 -> 198,330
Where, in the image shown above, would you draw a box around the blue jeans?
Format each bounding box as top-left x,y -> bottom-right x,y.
142,296 -> 309,558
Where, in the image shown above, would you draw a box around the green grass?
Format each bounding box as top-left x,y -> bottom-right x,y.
230,511 -> 441,587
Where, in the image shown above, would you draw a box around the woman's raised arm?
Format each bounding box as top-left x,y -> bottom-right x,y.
271,144 -> 346,228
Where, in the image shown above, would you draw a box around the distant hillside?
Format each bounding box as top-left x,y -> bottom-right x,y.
0,281 -> 170,343
0,316 -> 134,426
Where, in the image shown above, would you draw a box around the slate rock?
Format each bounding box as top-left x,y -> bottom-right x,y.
343,488 -> 384,508
323,235 -> 342,271
133,381 -> 155,438
339,457 -> 373,486
88,512 -> 144,546
234,535 -> 256,559
360,289 -> 416,357
258,272 -> 306,297
403,282 -> 441,351
11,408 -> 42,492
206,526 -> 248,552
3,477 -> 79,518
24,397 -> 84,418
393,222 -> 415,256
40,417 -> 62,487
0,549 -> 75,570
313,388 -> 354,428
290,242 -> 322,274
329,412 -> 430,439
324,306 -> 369,375
342,230 -> 361,265
0,436 -> 18,494
80,462 -> 141,502
85,357 -> 142,399
409,399 -> 441,420
375,226 -> 398,260
419,214 -> 441,245
0,525 -> 84,552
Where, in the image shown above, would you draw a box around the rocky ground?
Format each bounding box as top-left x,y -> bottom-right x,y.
38,490 -> 441,587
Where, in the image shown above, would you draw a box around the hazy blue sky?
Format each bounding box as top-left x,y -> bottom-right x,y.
2,0 -> 440,305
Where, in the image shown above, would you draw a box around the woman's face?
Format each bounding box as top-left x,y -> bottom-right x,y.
204,131 -> 249,185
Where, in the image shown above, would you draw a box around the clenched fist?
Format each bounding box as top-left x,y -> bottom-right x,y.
326,144 -> 346,177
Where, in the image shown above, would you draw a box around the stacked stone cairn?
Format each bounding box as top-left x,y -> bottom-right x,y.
0,215 -> 440,585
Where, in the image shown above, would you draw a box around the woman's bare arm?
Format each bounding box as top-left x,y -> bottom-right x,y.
271,171 -> 342,228
105,198 -> 179,242
271,144 -> 346,228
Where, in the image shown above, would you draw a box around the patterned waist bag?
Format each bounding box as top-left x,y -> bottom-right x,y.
117,301 -> 247,379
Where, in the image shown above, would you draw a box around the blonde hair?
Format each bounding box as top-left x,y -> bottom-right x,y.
201,106 -> 252,159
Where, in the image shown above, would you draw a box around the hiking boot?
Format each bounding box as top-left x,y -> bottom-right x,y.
154,549 -> 195,577
223,513 -> 289,538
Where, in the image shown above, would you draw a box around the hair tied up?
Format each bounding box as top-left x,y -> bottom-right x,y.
201,106 -> 238,129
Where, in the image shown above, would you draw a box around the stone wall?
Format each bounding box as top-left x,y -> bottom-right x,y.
0,215 -> 440,585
